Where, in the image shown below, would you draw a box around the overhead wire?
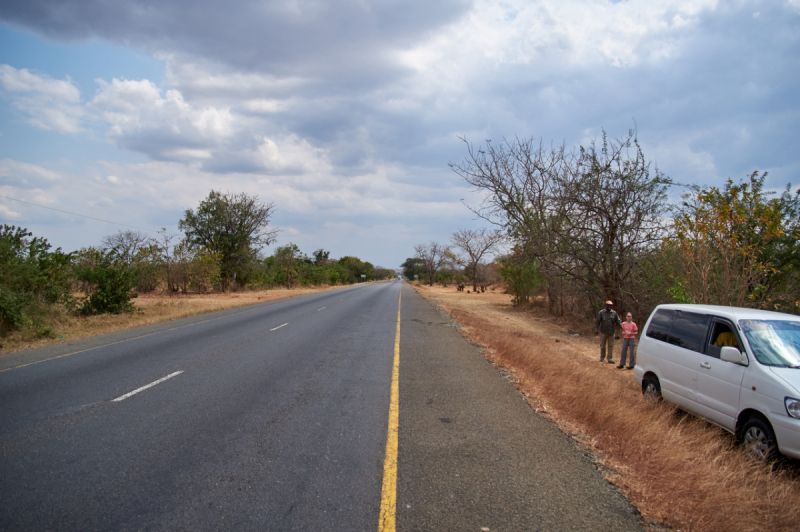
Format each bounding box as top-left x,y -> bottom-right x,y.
0,194 -> 160,233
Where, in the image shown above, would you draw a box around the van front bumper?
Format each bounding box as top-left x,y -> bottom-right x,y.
770,413 -> 800,460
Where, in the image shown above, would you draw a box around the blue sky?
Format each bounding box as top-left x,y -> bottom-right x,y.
1,0 -> 799,269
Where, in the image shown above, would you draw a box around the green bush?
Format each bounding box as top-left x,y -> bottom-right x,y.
0,225 -> 74,336
499,256 -> 543,305
75,249 -> 138,315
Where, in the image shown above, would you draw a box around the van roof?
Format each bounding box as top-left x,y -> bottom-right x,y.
653,304 -> 800,322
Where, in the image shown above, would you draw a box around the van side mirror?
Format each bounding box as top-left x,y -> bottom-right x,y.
721,346 -> 746,365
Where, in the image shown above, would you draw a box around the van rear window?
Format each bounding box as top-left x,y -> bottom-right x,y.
646,309 -> 676,342
646,309 -> 710,353
669,312 -> 710,353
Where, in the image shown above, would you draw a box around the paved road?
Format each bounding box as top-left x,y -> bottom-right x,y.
0,281 -> 641,531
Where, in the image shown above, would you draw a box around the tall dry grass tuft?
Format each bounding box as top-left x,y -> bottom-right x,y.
443,304 -> 800,532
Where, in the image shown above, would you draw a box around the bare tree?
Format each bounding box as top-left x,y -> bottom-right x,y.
450,129 -> 670,315
413,242 -> 451,286
476,262 -> 501,291
101,230 -> 155,266
450,228 -> 505,292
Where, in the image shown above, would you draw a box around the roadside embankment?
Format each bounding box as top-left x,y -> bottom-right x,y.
412,283 -> 800,532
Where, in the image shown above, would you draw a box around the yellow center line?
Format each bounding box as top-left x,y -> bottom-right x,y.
0,305 -> 268,374
379,292 -> 401,532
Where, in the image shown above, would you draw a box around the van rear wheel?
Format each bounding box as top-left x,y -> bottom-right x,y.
642,375 -> 661,402
741,417 -> 778,461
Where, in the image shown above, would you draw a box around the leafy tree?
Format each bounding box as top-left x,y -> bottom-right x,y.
339,256 -> 374,283
273,244 -> 303,288
401,257 -> 425,281
179,190 -> 277,291
0,225 -> 74,336
374,266 -> 392,280
498,251 -> 544,305
434,270 -> 453,287
670,172 -> 800,309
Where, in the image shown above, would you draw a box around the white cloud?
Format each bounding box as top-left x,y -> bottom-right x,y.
243,99 -> 289,114
89,78 -> 236,162
0,64 -> 84,133
399,0 -> 720,83
256,135 -> 329,174
91,78 -> 234,138
0,203 -> 21,219
0,159 -> 62,188
0,65 -> 80,98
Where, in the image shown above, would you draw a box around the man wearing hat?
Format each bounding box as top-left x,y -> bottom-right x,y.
594,300 -> 622,363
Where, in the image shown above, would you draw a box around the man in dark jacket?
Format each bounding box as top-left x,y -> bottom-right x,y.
594,300 -> 622,363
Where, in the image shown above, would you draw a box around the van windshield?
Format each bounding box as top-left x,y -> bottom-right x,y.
739,320 -> 800,368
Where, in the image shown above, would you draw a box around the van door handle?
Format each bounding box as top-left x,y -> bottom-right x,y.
700,362 -> 711,369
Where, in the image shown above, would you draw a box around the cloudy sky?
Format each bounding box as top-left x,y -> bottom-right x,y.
1,0 -> 798,269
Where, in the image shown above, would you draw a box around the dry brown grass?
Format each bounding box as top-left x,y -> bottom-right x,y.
413,283 -> 800,532
0,285 -> 345,356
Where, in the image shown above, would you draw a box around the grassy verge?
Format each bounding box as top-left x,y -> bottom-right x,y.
412,283 -> 800,532
0,285 -> 345,356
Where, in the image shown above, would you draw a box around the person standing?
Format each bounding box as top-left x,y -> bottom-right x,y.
617,313 -> 638,370
594,300 -> 622,364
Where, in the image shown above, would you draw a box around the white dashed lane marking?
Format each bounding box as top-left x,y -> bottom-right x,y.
113,371 -> 184,402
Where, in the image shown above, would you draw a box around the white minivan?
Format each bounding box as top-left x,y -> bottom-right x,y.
633,304 -> 800,460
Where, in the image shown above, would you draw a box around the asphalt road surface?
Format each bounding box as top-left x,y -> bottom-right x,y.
0,281 -> 642,531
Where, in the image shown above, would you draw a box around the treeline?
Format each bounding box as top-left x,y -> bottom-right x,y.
447,129 -> 800,320
0,190 -> 389,338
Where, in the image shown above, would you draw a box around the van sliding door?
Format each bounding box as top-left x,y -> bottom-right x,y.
695,319 -> 746,431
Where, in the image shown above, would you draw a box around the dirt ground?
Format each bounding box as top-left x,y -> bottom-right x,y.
412,283 -> 605,362
0,285 -> 348,356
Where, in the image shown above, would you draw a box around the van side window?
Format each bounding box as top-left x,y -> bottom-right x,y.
706,321 -> 740,359
646,309 -> 676,342
668,311 -> 710,353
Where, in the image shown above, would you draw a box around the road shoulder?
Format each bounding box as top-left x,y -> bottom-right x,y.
396,285 -> 642,531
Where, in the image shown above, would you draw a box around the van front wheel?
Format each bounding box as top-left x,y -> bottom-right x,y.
741,417 -> 778,461
642,375 -> 661,402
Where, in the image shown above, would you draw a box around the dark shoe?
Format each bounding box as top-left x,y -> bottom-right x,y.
626,367 -> 634,370
616,365 -> 624,369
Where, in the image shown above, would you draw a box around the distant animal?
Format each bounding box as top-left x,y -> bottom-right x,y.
457,283 -> 465,292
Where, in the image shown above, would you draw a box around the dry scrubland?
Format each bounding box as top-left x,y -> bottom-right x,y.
412,282 -> 800,532
0,286 -> 344,355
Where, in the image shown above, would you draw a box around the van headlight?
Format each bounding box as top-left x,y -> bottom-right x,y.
786,397 -> 800,419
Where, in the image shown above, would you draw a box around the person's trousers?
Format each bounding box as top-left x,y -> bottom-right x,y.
599,333 -> 615,361
619,338 -> 636,368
